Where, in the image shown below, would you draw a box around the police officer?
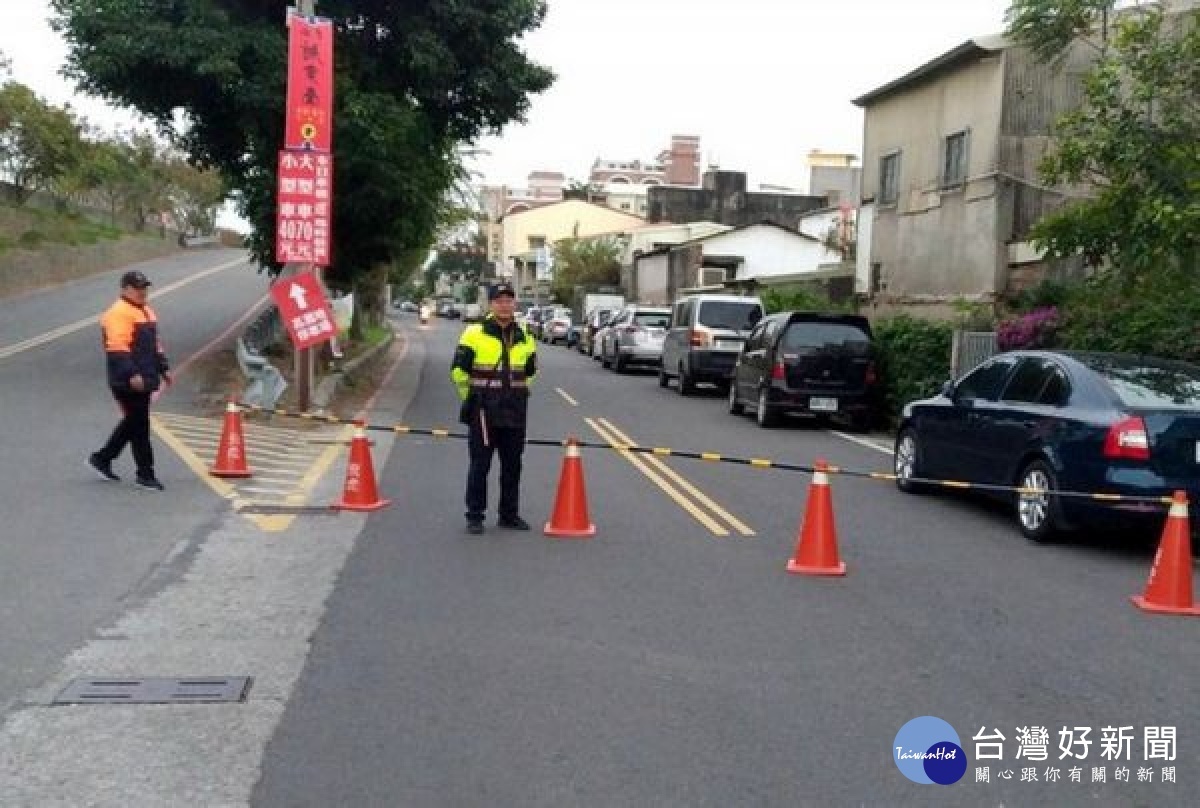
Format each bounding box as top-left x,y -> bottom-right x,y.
451,282 -> 538,534
88,270 -> 171,490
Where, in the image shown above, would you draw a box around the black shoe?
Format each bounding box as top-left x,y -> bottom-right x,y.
135,475 -> 165,491
87,453 -> 120,482
497,515 -> 531,530
466,520 -> 484,535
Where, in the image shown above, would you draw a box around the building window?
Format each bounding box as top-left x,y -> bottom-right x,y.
528,235 -> 546,250
879,152 -> 900,206
942,131 -> 967,189
620,203 -> 630,210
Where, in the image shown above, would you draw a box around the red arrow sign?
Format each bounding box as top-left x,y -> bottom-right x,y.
270,271 -> 336,350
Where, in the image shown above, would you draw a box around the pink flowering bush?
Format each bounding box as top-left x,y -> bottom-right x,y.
997,306 -> 1060,351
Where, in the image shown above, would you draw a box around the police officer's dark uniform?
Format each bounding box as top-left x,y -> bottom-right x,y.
451,283 -> 538,534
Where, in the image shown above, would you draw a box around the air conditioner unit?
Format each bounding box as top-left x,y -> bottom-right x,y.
698,268 -> 727,286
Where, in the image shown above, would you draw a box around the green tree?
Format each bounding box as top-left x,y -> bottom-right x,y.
52,0 -> 553,332
1005,1 -> 1200,274
165,158 -> 226,236
549,236 -> 622,303
0,82 -> 84,206
1005,0 -> 1116,62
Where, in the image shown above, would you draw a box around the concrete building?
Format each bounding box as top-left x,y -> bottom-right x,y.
631,222 -> 845,304
647,170 -> 827,232
853,33 -> 1101,316
807,150 -> 862,207
496,199 -> 646,295
589,134 -> 702,188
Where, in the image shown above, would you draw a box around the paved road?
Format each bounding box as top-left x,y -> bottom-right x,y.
0,249 -> 268,715
252,319 -> 1200,806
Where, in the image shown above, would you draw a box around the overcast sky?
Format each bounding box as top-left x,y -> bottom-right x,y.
3,0 -> 1014,193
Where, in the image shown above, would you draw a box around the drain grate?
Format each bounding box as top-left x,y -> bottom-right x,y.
53,676 -> 252,705
236,504 -> 340,515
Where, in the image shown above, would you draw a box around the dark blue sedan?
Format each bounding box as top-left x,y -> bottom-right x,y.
894,350 -> 1200,541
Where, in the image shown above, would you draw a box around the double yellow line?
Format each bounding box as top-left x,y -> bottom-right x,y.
586,417 -> 754,538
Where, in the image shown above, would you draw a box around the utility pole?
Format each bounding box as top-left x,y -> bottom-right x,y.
292,0 -> 316,411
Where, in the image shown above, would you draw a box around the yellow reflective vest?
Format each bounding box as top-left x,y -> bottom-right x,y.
451,316 -> 538,427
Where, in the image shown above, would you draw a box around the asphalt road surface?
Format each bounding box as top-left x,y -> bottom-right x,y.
252,317 -> 1200,807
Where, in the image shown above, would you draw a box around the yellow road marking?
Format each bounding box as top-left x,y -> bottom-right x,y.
152,413 -> 350,532
556,387 -> 579,407
587,418 -> 729,536
597,418 -> 755,537
0,257 -> 248,361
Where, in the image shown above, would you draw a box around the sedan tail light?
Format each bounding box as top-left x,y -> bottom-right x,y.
623,325 -> 642,335
771,360 -> 786,381
865,361 -> 878,386
1104,416 -> 1150,460
688,329 -> 710,347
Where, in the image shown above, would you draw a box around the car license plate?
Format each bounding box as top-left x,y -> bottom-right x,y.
810,397 -> 838,412
715,340 -> 739,350
1195,441 -> 1200,463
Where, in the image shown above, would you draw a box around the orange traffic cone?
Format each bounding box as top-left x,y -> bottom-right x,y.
1132,491 -> 1200,616
544,438 -> 596,538
786,459 -> 846,576
210,398 -> 253,478
334,421 -> 390,511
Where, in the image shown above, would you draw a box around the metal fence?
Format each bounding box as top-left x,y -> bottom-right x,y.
951,330 -> 998,380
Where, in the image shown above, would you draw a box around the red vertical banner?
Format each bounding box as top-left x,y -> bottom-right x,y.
276,150 -> 333,266
285,15 -> 334,152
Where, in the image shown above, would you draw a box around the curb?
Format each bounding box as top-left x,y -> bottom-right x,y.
312,326 -> 396,414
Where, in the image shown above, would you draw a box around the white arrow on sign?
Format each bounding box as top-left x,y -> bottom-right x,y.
289,282 -> 309,310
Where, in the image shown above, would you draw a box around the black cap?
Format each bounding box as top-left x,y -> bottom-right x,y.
120,270 -> 152,289
488,282 -> 516,301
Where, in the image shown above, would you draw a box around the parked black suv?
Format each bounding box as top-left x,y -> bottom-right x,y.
728,311 -> 879,430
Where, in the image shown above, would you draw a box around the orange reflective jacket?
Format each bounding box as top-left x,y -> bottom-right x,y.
101,297 -> 168,392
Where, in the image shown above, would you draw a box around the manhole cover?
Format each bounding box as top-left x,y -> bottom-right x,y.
53,677 -> 252,705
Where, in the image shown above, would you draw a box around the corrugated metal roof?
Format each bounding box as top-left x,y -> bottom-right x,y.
852,34 -> 1009,107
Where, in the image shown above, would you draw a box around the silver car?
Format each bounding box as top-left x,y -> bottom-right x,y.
600,305 -> 671,373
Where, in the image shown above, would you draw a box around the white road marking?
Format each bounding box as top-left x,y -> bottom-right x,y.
828,429 -> 894,456
0,256 -> 249,361
556,387 -> 579,407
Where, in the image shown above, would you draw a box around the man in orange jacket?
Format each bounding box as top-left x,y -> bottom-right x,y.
88,270 -> 171,490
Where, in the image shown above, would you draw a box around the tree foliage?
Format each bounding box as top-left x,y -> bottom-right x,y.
0,82 -> 84,205
550,237 -> 622,304
50,0 -> 554,290
1005,0 -> 1116,62
1006,1 -> 1200,274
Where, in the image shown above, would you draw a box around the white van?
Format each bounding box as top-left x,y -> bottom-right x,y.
659,294 -> 764,395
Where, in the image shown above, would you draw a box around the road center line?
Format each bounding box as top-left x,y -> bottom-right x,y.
556,387 -> 579,407
0,256 -> 250,362
586,417 -> 729,537
598,418 -> 756,537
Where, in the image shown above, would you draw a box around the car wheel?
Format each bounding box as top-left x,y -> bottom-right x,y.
755,388 -> 778,428
658,367 -> 669,388
1016,459 -> 1061,543
727,381 -> 744,415
600,351 -> 611,368
613,355 -> 626,373
894,429 -> 928,494
678,364 -> 696,396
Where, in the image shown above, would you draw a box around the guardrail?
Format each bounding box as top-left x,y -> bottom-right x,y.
236,307 -> 287,409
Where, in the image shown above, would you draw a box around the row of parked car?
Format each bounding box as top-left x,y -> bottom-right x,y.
525,293 -> 1200,545
537,293 -> 882,433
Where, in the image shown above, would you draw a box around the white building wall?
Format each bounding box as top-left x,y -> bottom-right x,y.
636,253 -> 670,304
696,225 -> 841,281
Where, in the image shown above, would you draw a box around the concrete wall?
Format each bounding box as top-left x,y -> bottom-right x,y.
647,171 -> 827,231
632,252 -> 670,304
703,225 -> 841,281
861,48 -> 1007,304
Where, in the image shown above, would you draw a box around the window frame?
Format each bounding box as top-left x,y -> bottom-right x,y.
941,130 -> 968,190
879,151 -> 901,206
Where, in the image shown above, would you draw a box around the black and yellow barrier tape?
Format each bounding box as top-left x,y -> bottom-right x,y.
243,403 -> 1175,507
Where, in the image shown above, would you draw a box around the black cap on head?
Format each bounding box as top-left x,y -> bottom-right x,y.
488,282 -> 516,301
120,270 -> 152,289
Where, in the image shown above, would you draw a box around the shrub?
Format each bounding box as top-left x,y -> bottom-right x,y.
872,315 -> 954,423
759,284 -> 848,315
996,306 -> 1060,351
17,230 -> 45,248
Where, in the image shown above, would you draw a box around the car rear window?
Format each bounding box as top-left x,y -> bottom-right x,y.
780,322 -> 870,355
1086,358 -> 1200,410
634,310 -> 670,328
696,301 -> 762,330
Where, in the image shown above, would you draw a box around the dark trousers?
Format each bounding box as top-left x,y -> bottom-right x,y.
97,388 -> 154,476
465,420 -> 525,522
